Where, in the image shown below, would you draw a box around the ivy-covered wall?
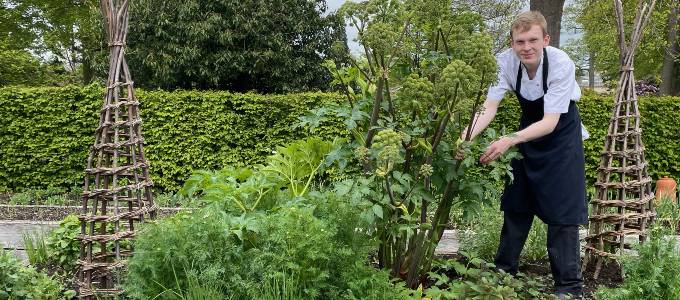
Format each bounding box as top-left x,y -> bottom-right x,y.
1,86 -> 678,192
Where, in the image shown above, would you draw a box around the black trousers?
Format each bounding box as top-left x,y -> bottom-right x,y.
494,211 -> 583,295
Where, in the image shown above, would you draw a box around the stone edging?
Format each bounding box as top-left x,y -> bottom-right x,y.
0,205 -> 187,221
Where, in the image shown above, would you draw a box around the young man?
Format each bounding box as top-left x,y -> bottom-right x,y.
461,11 -> 587,299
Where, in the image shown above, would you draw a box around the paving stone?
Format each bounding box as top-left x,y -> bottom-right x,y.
0,220 -> 58,249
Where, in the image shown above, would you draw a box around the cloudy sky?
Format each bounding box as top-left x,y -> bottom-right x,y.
326,0 -> 360,54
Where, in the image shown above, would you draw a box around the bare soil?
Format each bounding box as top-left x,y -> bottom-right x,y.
520,259 -> 623,299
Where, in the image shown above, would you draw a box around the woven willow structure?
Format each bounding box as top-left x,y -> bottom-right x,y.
75,0 -> 156,296
583,0 -> 656,279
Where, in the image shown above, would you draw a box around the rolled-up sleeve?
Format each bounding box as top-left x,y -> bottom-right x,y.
486,53 -> 512,102
544,59 -> 577,113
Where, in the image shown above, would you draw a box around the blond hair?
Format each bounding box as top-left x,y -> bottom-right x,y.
510,11 -> 548,39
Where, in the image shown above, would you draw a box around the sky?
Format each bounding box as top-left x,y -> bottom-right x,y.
326,0 -> 361,54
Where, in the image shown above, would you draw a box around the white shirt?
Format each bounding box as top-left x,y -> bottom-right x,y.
487,46 -> 589,139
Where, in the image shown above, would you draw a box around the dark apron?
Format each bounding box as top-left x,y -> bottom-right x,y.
500,49 -> 588,225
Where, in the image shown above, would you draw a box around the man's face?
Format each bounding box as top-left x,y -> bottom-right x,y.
510,24 -> 550,67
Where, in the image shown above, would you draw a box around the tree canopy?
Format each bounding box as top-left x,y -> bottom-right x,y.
126,0 -> 349,93
575,0 -> 678,87
0,0 -> 103,85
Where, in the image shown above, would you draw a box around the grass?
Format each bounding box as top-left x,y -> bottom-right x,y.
22,231 -> 50,266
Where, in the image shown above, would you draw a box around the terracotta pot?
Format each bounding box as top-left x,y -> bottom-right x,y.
655,176 -> 677,203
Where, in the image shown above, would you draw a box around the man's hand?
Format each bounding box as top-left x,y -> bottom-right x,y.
480,136 -> 516,164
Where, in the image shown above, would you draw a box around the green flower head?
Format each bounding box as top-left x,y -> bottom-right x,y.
361,22 -> 398,54
396,73 -> 435,113
438,59 -> 479,99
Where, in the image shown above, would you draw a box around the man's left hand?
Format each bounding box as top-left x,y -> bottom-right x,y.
480,136 -> 516,164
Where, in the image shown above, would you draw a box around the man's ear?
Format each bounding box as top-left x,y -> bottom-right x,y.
544,34 -> 551,46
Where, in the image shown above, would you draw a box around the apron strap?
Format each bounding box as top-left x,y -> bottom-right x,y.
542,49 -> 549,94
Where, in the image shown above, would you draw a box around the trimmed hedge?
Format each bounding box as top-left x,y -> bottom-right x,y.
0,85 -> 344,192
0,86 -> 678,192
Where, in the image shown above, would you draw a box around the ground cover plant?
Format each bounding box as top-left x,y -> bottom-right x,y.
594,226 -> 680,300
23,213 -> 133,293
0,249 -> 75,299
424,252 -> 557,299
2,187 -> 81,206
655,197 -> 680,233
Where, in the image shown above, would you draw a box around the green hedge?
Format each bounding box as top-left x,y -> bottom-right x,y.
491,92 -> 680,185
0,86 -> 678,192
0,85 -> 344,192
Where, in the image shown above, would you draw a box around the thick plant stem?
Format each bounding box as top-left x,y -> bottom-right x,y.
334,69 -> 355,109
422,172 -> 460,274
391,233 -> 407,276
378,229 -> 386,268
405,229 -> 427,287
365,77 -> 384,148
384,233 -> 393,269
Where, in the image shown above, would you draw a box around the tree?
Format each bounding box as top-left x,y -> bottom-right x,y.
530,0 -> 566,48
452,0 -> 526,53
0,0 -> 104,85
125,0 -> 349,93
576,0 -> 672,84
0,1 -> 39,50
0,42 -> 45,86
660,1 -> 678,95
32,0 -> 103,84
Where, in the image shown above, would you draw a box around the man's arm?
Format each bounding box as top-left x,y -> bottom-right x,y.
461,99 -> 500,140
479,113 -> 560,164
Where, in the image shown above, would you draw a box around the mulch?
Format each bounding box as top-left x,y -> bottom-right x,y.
520,259 -> 623,299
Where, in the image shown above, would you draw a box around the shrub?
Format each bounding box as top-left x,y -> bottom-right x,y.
0,249 -> 75,299
0,85 -> 344,192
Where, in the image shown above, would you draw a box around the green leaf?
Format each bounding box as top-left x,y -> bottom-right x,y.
372,204 -> 384,219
